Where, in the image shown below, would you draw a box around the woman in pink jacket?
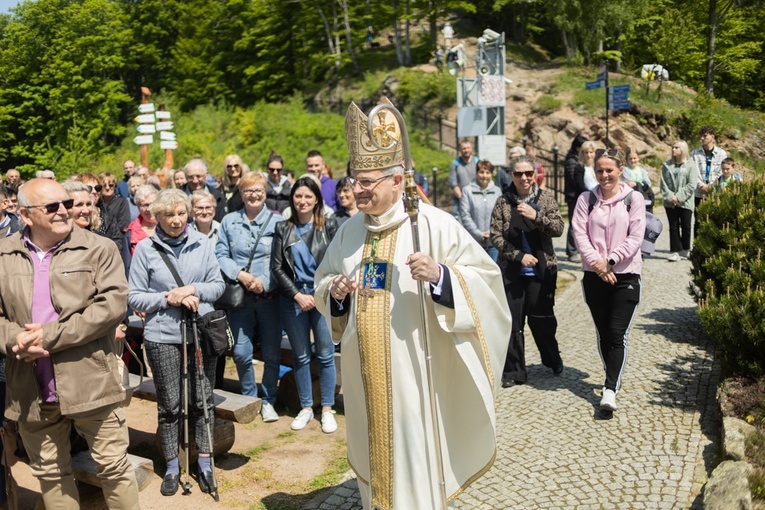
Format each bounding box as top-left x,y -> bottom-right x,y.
572,148 -> 646,413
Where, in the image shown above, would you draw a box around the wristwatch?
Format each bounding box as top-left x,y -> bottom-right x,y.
118,323 -> 128,333
608,258 -> 616,267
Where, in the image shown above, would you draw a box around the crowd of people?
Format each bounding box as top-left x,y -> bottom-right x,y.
0,119 -> 740,506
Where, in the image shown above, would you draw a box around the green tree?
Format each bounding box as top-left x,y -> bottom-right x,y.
0,0 -> 132,176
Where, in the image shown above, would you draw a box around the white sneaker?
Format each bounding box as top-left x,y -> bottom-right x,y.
680,250 -> 690,259
568,253 -> 582,263
600,388 -> 617,411
668,252 -> 681,262
290,408 -> 314,430
321,411 -> 338,434
261,403 -> 279,423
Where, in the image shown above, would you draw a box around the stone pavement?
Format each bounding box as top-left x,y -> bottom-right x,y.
305,204 -> 721,510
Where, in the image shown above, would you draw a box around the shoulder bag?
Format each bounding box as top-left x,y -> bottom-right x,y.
154,243 -> 234,357
215,211 -> 273,309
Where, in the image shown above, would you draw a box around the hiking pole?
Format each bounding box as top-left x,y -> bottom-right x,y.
191,312 -> 220,502
181,313 -> 193,495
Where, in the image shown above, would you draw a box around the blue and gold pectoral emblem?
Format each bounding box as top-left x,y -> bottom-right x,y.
363,262 -> 387,290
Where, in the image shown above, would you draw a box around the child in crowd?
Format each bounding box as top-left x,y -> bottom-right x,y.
623,147 -> 654,212
716,157 -> 742,191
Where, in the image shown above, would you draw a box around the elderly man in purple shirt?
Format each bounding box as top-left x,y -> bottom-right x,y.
306,150 -> 339,211
0,179 -> 139,509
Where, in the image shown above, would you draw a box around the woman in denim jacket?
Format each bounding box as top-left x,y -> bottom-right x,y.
215,172 -> 283,423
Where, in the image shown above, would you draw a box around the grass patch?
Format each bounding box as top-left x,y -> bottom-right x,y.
531,95 -> 562,115
305,442 -> 351,492
244,443 -> 275,458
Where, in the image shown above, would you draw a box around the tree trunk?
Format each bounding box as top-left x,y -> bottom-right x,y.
392,0 -> 404,66
562,30 -> 574,61
338,0 -> 360,74
429,6 -> 437,46
332,1 -> 341,67
404,0 -> 411,66
314,0 -> 335,56
705,0 -> 718,95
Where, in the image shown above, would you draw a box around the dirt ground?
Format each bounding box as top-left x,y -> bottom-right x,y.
9,360 -> 349,510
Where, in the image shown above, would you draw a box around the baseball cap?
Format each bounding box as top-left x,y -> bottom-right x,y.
642,212 -> 663,255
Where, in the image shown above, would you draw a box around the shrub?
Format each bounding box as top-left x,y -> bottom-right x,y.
691,180 -> 765,376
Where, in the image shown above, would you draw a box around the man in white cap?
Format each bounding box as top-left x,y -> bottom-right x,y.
315,99 -> 510,510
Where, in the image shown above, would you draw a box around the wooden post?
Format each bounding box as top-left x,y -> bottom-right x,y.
140,87 -> 151,169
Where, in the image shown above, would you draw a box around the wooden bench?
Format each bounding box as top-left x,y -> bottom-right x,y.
127,374 -> 262,424
71,452 -> 154,491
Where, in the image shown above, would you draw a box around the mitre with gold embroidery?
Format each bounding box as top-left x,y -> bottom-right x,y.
345,97 -> 404,172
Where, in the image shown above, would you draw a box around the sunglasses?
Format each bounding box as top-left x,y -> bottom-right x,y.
512,170 -> 535,178
25,199 -> 75,214
268,167 -> 282,172
226,164 -> 241,170
595,148 -> 620,160
87,185 -> 103,193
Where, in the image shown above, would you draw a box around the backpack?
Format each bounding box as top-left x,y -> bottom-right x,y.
587,189 -> 633,215
587,189 -> 634,234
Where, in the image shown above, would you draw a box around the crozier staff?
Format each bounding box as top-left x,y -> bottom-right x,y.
315,98 -> 511,510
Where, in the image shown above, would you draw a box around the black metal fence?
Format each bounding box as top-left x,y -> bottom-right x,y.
408,109 -> 565,206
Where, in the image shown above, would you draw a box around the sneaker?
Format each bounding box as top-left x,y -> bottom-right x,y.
568,253 -> 582,263
668,252 -> 681,262
261,403 -> 279,423
600,388 -> 617,411
680,250 -> 690,259
290,408 -> 314,430
321,411 -> 338,434
552,363 -> 564,376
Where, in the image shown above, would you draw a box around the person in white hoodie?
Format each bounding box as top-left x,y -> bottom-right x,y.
459,159 -> 502,261
572,148 -> 646,414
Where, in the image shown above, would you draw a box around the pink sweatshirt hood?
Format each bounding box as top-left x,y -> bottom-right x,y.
571,182 -> 646,275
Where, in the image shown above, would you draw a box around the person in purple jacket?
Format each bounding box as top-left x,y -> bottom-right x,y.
572,148 -> 646,414
305,150 -> 338,212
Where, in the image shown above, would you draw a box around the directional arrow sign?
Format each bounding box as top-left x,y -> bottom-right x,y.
160,141 -> 178,150
135,114 -> 155,124
597,71 -> 607,81
136,124 -> 156,134
155,111 -> 171,120
138,103 -> 155,114
585,80 -> 605,90
159,131 -> 176,141
610,84 -> 631,94
155,121 -> 174,131
608,90 -> 630,101
133,135 -> 154,145
610,100 -> 631,111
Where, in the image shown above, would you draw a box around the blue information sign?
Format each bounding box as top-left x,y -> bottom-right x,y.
608,90 -> 630,101
610,84 -> 631,94
585,80 -> 605,90
597,72 -> 607,81
609,100 -> 631,111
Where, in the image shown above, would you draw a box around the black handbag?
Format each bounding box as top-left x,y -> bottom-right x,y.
154,243 -> 234,356
214,212 -> 273,310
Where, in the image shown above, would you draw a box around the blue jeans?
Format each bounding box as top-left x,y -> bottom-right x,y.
226,295 -> 283,404
485,245 -> 498,262
281,293 -> 336,408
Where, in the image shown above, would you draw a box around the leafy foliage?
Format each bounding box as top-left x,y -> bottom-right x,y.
691,180 -> 765,376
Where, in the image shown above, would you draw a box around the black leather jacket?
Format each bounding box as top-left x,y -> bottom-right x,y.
270,217 -> 339,299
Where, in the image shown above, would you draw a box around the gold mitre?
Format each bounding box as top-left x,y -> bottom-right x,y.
345,97 -> 404,172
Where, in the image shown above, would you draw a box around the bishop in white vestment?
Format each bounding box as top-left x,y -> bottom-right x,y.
314,99 -> 511,510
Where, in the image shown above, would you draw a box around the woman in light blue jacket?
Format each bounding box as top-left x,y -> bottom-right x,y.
128,189 -> 224,497
459,159 -> 501,261
660,140 -> 698,261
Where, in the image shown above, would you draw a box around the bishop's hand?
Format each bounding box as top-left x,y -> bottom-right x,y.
407,252 -> 441,283
331,274 -> 357,301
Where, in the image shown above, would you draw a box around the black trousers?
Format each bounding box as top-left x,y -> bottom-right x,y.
582,272 -> 641,392
694,196 -> 702,240
666,206 -> 693,252
503,276 -> 562,383
565,198 -> 578,256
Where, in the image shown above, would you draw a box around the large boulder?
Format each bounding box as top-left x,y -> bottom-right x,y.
704,460 -> 753,510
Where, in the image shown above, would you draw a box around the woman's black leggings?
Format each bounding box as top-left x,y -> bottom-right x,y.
582,272 -> 641,392
666,206 -> 693,252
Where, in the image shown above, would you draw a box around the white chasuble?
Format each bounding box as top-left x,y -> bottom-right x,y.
315,198 -> 511,510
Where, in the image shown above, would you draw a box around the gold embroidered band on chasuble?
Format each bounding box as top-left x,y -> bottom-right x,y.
356,226 -> 398,510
